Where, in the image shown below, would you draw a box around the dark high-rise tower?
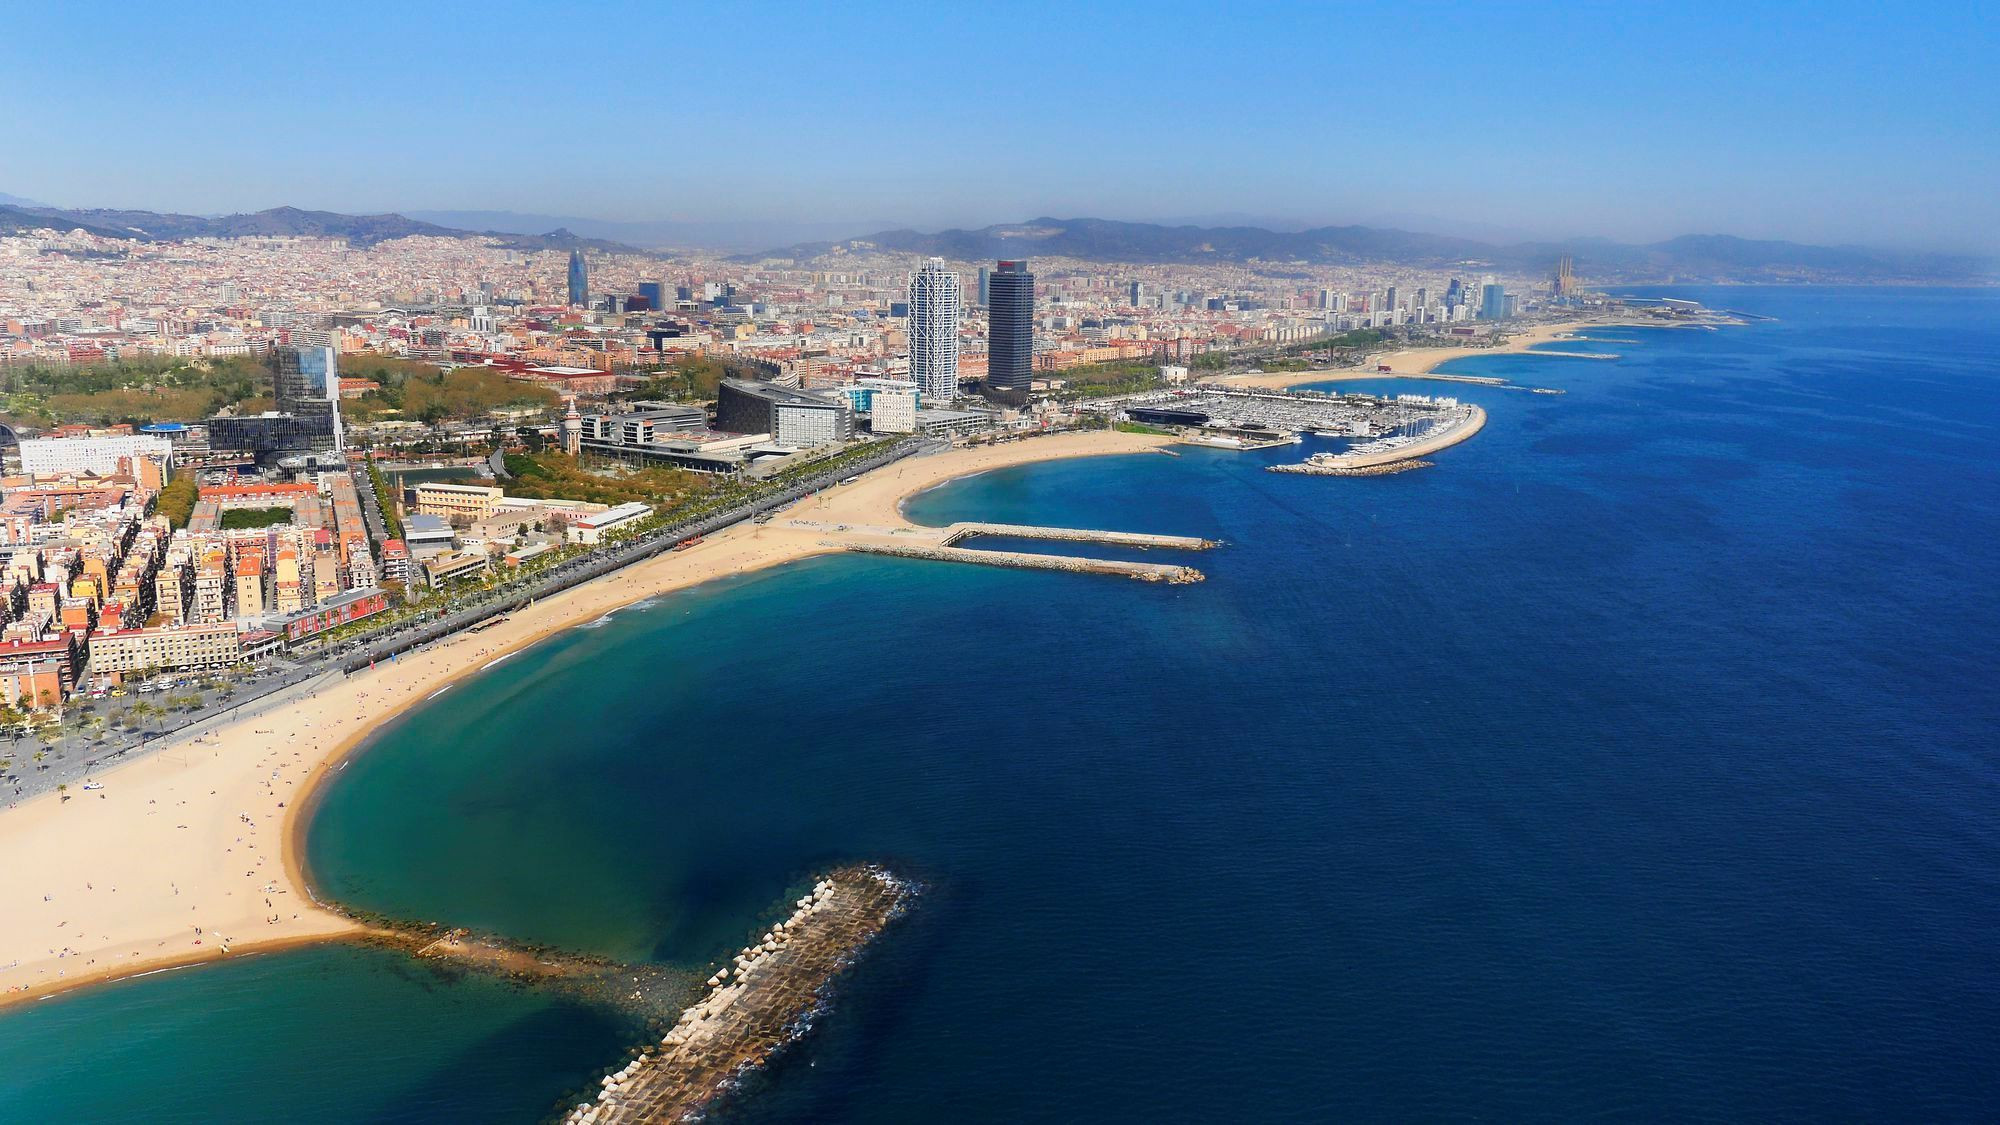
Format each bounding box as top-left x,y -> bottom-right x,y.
567,249 -> 589,308
986,260 -> 1035,397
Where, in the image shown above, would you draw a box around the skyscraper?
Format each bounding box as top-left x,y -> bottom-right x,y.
986,260 -> 1035,398
1479,280 -> 1508,321
258,343 -> 343,453
1128,280 -> 1144,307
567,250 -> 588,308
907,258 -> 962,402
977,265 -> 991,307
1445,278 -> 1464,311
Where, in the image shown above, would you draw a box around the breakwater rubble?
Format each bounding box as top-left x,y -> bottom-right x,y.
835,540 -> 1205,583
562,865 -> 915,1124
1268,459 -> 1434,477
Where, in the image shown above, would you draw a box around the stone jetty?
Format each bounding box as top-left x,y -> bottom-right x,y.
561,865 -> 914,1124
1268,459 -> 1433,477
940,521 -> 1217,551
835,540 -> 1205,583
779,517 -> 1214,584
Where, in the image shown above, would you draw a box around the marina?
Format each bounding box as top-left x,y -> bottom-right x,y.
1106,386 -> 1487,473
1120,385 -> 1476,442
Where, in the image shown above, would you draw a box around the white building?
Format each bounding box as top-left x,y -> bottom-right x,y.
565,501 -> 653,545
773,402 -> 847,447
18,434 -> 173,477
906,257 -> 961,403
870,389 -> 918,434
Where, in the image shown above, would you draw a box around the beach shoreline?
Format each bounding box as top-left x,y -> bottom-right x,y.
1221,318 -> 1605,390
0,428 -> 1170,1011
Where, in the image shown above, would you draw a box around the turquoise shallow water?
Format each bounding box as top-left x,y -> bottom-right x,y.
0,944 -> 633,1123
2,287 -> 1998,1121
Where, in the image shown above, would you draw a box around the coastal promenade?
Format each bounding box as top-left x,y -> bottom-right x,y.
0,441 -> 930,812
0,428 -> 1172,1007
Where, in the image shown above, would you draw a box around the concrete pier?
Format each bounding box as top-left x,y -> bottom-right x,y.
776,517 -> 1213,583
563,866 -> 913,1124
941,522 -> 1216,551
837,540 -> 1204,583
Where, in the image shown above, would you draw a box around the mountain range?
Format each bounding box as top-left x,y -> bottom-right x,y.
402,210 -> 889,253
1,196 -> 1990,282
0,203 -> 633,254
742,218 -> 1995,282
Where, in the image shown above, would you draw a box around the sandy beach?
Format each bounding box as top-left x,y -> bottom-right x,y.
1222,319 -> 1598,390
0,428 -> 1170,1008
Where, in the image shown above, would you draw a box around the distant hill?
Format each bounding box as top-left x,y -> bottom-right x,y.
0,201 -> 644,254
3,196 -> 1989,281
744,217 -> 1995,282
405,209 -> 886,252
0,204 -> 134,241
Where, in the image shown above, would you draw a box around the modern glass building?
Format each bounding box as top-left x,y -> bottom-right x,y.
208,412 -> 338,458
272,345 -> 342,451
1479,282 -> 1509,321
714,378 -> 853,446
907,258 -> 962,403
986,259 -> 1035,396
567,250 -> 589,307
207,345 -> 341,461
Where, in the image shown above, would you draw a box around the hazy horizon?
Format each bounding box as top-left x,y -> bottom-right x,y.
4,2 -> 1995,255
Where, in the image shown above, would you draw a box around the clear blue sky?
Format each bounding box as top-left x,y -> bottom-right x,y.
4,0 -> 1995,251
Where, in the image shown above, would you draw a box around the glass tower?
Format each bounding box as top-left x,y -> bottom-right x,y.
567,250 -> 589,307
986,260 -> 1035,395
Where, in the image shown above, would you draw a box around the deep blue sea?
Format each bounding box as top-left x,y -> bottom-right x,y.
3,287 -> 1997,1121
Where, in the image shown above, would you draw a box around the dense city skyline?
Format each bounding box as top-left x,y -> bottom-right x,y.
4,2 -> 1995,254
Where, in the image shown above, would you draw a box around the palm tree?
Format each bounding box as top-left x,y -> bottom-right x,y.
56,783 -> 68,803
